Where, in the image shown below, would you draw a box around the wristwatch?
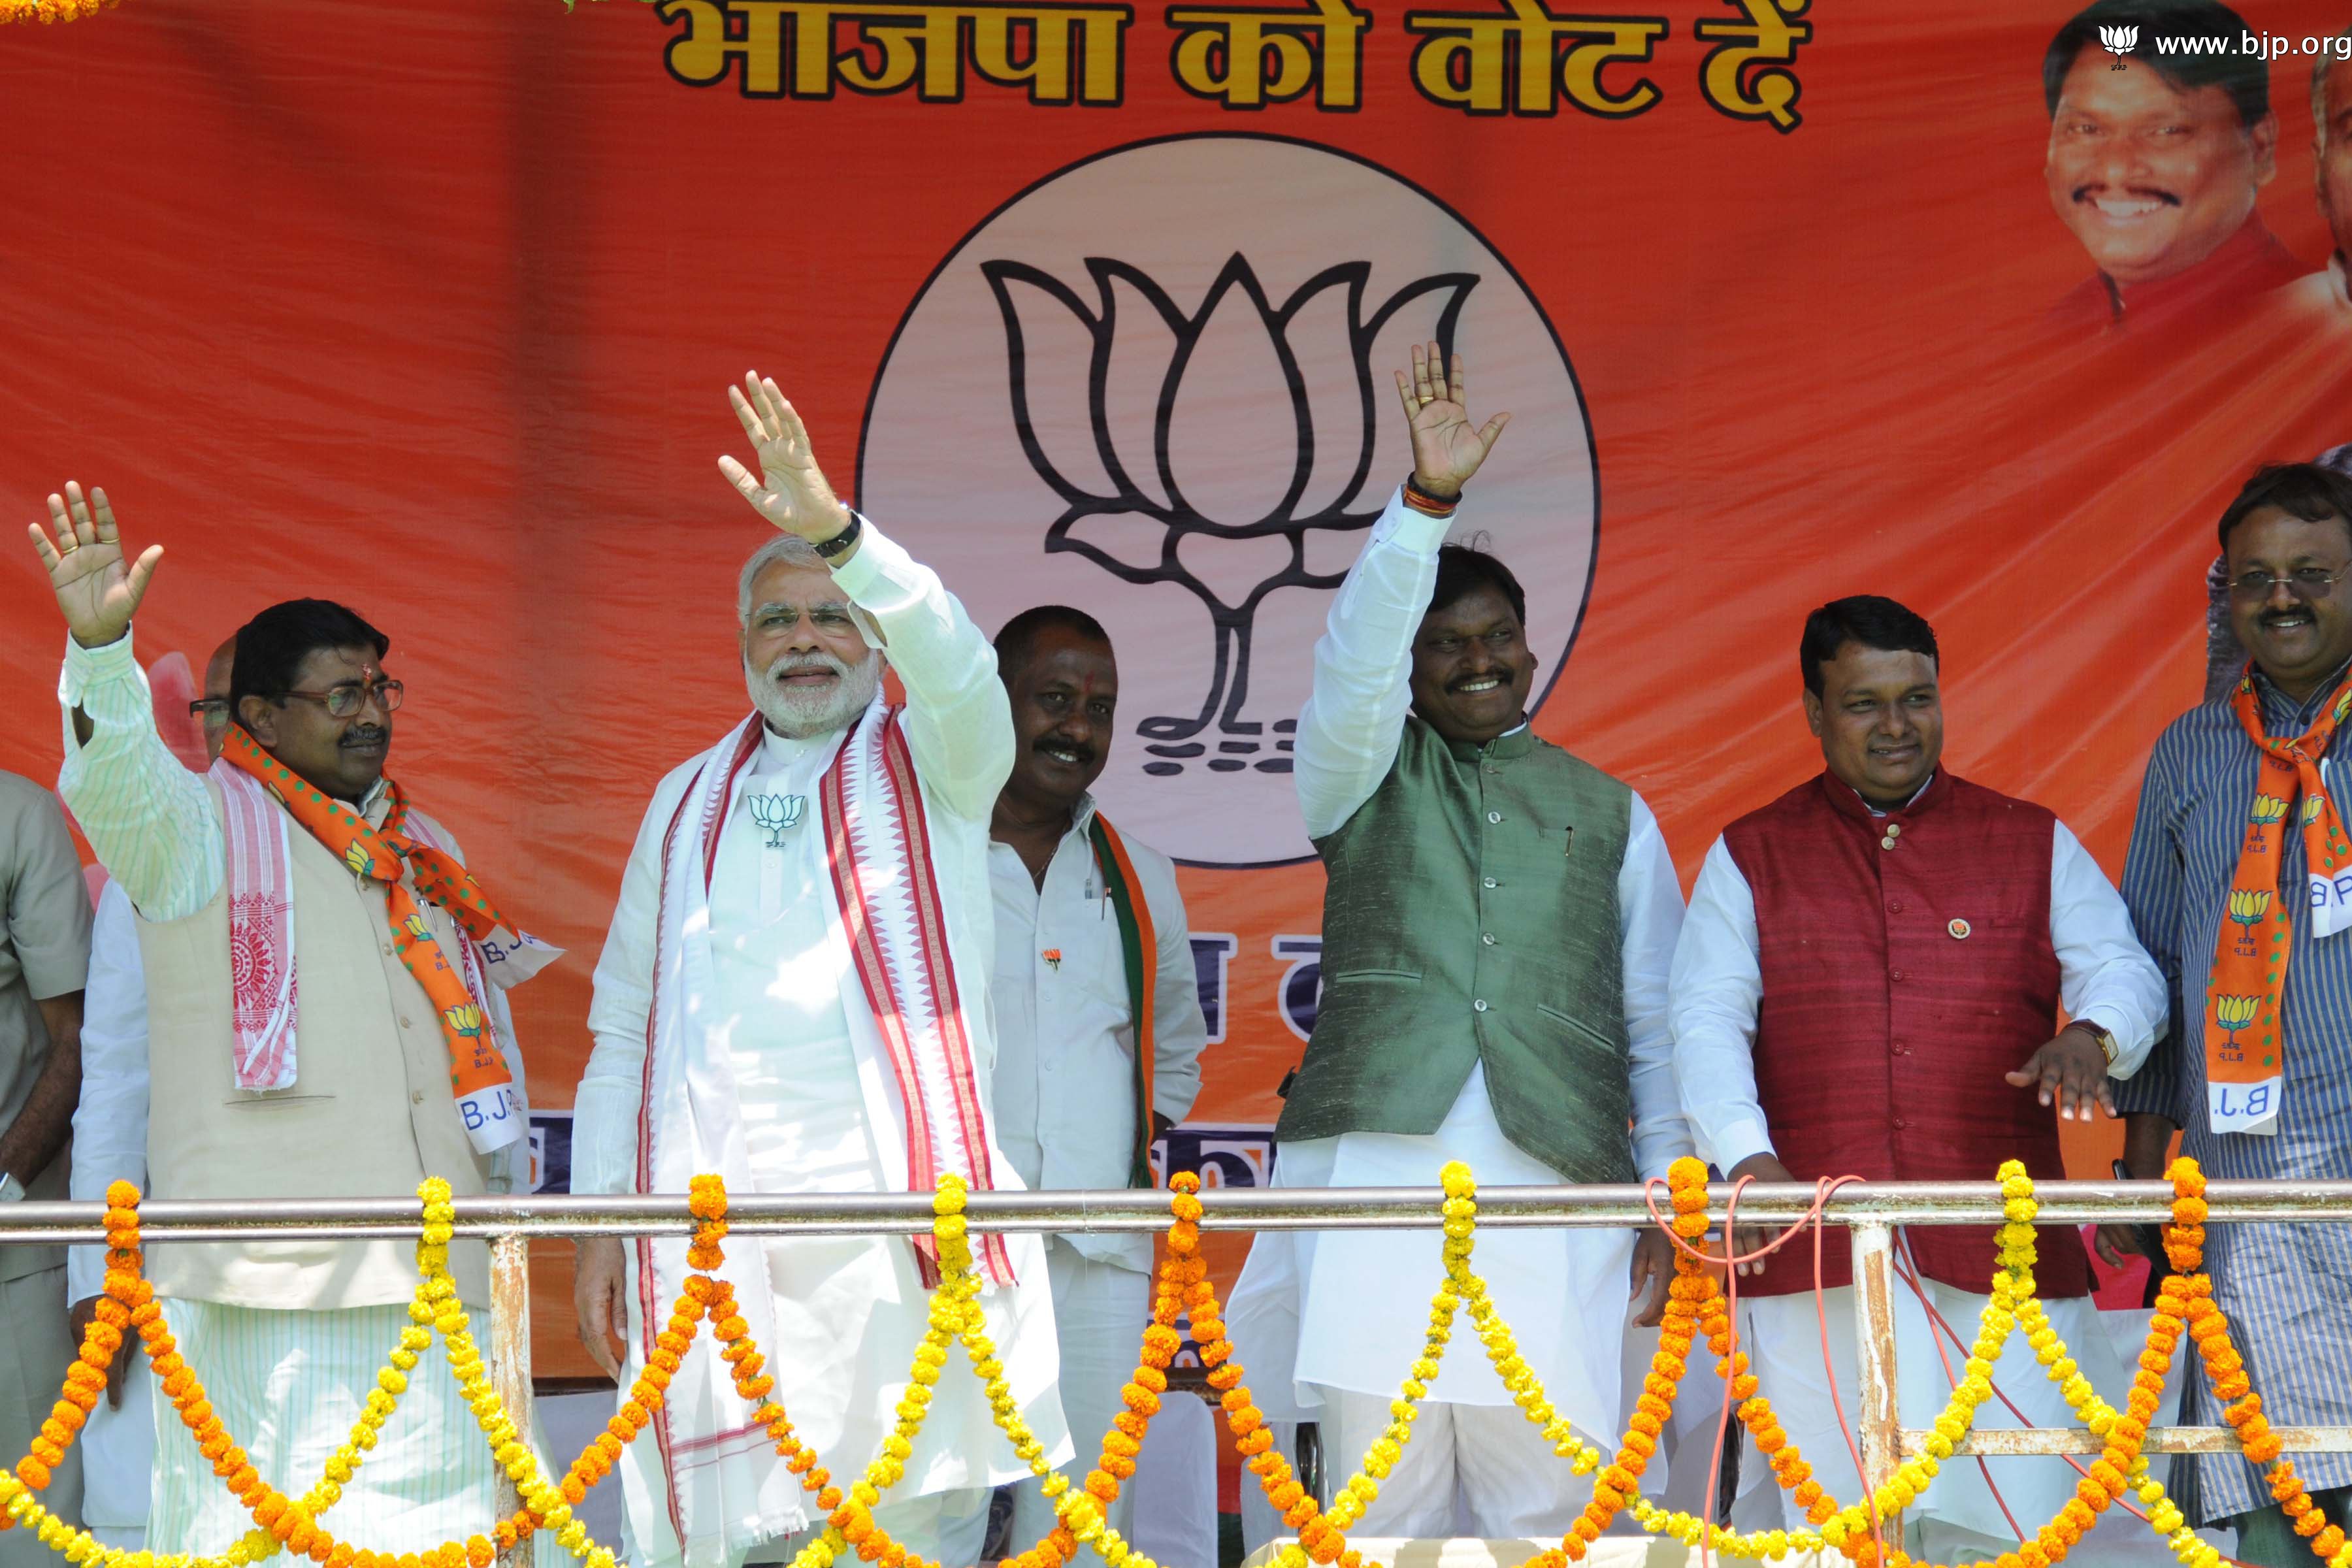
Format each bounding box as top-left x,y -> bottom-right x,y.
813,510 -> 865,560
0,1173 -> 24,1204
2066,1019 -> 2119,1066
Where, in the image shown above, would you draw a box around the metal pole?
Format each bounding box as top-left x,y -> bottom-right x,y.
490,1233 -> 536,1568
0,1178 -> 2348,1243
1850,1222 -> 1903,1554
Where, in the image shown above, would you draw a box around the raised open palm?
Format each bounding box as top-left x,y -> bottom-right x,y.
26,482 -> 162,649
1396,342 -> 1511,495
718,371 -> 851,543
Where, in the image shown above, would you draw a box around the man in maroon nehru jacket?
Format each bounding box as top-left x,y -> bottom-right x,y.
1669,595 -> 2170,1563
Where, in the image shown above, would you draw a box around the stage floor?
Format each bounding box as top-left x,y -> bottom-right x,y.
1243,1541 -> 1843,1568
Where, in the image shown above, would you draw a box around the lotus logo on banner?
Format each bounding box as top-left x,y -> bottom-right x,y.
858,134 -> 1596,868
2099,22 -> 2138,66
978,253 -> 1475,774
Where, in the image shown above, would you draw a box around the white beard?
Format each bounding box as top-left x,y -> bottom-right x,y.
745,650 -> 883,738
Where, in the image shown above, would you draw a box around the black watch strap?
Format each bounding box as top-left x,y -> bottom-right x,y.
814,511 -> 864,560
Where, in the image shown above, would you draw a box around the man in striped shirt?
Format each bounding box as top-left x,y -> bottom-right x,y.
2117,461 -> 2352,1565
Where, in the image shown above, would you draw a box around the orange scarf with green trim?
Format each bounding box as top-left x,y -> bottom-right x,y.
217,725 -> 552,1154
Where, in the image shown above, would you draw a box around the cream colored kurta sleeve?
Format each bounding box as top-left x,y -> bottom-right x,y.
56,630 -> 222,922
828,517 -> 1013,825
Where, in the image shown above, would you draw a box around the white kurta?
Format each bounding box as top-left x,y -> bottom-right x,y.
987,800 -> 1211,1548
1669,800 -> 2176,1556
1225,487 -> 1696,1456
574,523 -> 1068,1568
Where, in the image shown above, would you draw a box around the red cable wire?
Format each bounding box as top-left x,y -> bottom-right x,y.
1645,1173 -> 1871,1568
1889,1247 -> 2030,1542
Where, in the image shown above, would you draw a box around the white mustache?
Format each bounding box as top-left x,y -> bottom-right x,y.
766,653 -> 851,681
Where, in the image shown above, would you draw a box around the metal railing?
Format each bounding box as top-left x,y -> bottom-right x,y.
7,1178 -> 2351,1560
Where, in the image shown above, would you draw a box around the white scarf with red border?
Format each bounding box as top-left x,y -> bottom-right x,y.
631,700 -> 1018,1562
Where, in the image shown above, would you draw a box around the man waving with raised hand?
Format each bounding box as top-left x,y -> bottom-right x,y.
572,375 -> 1069,1568
27,483 -> 546,1560
1227,344 -> 1694,1542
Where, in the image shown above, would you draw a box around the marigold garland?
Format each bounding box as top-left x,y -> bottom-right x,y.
0,0 -> 120,22
5,1155 -> 2334,1568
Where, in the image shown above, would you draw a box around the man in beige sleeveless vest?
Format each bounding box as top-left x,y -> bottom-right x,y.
29,484 -> 542,1561
1226,345 -> 1695,1543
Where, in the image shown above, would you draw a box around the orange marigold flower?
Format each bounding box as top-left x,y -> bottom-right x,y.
2313,1525 -> 2345,1558
1086,1471 -> 1120,1501
1571,1516 -> 1603,1543
2295,1510 -> 2328,1540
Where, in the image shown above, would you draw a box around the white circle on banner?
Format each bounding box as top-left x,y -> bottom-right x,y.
857,133 -> 1595,868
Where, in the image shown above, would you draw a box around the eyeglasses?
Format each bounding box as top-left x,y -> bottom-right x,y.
2229,566 -> 2352,600
188,698 -> 230,726
276,679 -> 404,719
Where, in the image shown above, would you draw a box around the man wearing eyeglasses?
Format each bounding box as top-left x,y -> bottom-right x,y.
2115,462 -> 2352,1565
27,488 -> 551,1563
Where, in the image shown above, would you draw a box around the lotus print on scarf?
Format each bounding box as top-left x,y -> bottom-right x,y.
982,252 -> 1477,774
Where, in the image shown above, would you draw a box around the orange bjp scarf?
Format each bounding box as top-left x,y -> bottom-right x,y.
2205,673 -> 2352,1135
218,724 -> 534,1154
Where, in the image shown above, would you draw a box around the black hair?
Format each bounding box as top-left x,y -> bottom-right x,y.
994,604 -> 1113,683
1429,542 -> 1527,628
2044,0 -> 2271,127
1799,595 -> 1939,696
2216,462 -> 2352,550
229,599 -> 391,716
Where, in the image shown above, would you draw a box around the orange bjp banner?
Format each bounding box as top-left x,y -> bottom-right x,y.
3,0 -> 2350,1391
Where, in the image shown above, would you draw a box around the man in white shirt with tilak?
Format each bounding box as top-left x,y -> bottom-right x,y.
984,603 -> 1210,1554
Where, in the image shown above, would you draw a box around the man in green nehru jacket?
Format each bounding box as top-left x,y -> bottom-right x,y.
1226,343 -> 1692,1540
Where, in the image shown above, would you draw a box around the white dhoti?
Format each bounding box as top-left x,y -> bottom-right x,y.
1731,1237 -> 2181,1567
144,1300 -> 500,1560
1005,1240 -> 1151,1550
1227,1068 -> 1648,1539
